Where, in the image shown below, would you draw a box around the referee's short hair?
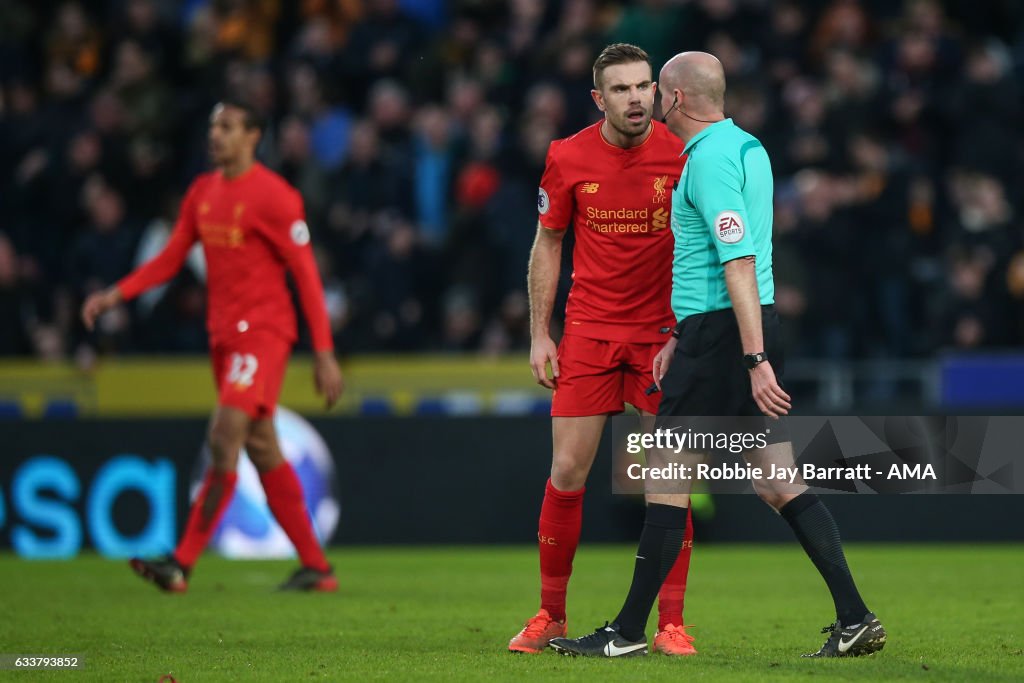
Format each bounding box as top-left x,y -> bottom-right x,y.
593,43 -> 651,90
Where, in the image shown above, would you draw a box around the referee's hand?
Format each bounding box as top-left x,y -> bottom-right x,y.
530,335 -> 560,389
750,361 -> 791,418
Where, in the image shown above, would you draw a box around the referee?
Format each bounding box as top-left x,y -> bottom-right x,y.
549,52 -> 887,659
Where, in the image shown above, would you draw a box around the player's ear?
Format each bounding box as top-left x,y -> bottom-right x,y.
590,88 -> 606,112
670,87 -> 682,111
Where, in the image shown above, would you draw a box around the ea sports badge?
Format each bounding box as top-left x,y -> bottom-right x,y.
715,211 -> 744,244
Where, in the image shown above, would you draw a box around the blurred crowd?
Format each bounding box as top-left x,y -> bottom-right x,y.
1,0 -> 1023,363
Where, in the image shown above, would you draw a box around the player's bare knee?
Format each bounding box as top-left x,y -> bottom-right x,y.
245,429 -> 268,453
550,456 -> 589,491
208,422 -> 244,471
245,436 -> 280,472
208,441 -> 240,471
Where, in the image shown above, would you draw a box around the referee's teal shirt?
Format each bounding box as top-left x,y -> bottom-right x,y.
670,118 -> 775,321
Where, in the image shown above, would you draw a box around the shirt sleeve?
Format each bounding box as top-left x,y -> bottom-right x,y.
537,141 -> 573,230
690,149 -> 756,264
259,188 -> 334,353
117,182 -> 200,300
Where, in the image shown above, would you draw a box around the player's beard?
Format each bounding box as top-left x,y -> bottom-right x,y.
209,144 -> 226,166
610,109 -> 652,142
209,143 -> 238,169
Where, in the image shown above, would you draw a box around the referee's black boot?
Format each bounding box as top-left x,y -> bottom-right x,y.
803,612 -> 887,657
549,622 -> 648,657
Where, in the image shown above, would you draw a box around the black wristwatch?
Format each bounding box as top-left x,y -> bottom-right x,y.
743,352 -> 768,369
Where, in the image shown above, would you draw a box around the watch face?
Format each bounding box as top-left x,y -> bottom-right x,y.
745,353 -> 765,369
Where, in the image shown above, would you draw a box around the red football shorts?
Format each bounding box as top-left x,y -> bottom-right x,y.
550,334 -> 662,416
210,331 -> 291,420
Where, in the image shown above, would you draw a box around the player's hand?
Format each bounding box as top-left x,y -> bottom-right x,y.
314,351 -> 344,409
652,337 -> 678,391
81,287 -> 122,331
749,361 -> 791,419
530,335 -> 559,390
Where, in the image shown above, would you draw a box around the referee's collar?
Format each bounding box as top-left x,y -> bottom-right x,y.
683,118 -> 734,155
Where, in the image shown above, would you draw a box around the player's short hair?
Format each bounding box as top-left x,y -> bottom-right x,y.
592,43 -> 651,90
215,98 -> 265,132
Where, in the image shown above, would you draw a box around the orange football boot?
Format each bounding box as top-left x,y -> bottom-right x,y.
652,624 -> 697,656
509,609 -> 567,653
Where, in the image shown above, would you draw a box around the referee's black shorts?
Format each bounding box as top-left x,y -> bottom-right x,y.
656,305 -> 788,443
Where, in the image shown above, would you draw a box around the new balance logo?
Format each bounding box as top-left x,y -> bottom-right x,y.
580,183 -> 600,194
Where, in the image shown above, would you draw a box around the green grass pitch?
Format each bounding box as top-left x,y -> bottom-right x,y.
1,544 -> 1021,682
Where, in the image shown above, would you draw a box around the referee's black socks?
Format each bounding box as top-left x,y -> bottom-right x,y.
613,503 -> 688,642
780,492 -> 870,627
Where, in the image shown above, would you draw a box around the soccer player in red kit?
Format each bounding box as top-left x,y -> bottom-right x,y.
508,44 -> 696,656
82,100 -> 344,593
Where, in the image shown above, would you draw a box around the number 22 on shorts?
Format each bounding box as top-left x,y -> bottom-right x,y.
227,353 -> 258,389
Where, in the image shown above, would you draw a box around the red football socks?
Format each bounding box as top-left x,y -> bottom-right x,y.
658,505 -> 694,630
538,478 -> 585,622
174,469 -> 238,568
260,461 -> 330,573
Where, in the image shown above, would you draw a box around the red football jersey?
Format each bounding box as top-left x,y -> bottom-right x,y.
538,121 -> 685,343
117,162 -> 333,351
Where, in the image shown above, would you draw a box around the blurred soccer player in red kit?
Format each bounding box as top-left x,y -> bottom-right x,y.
82,100 -> 343,593
508,44 -> 696,656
